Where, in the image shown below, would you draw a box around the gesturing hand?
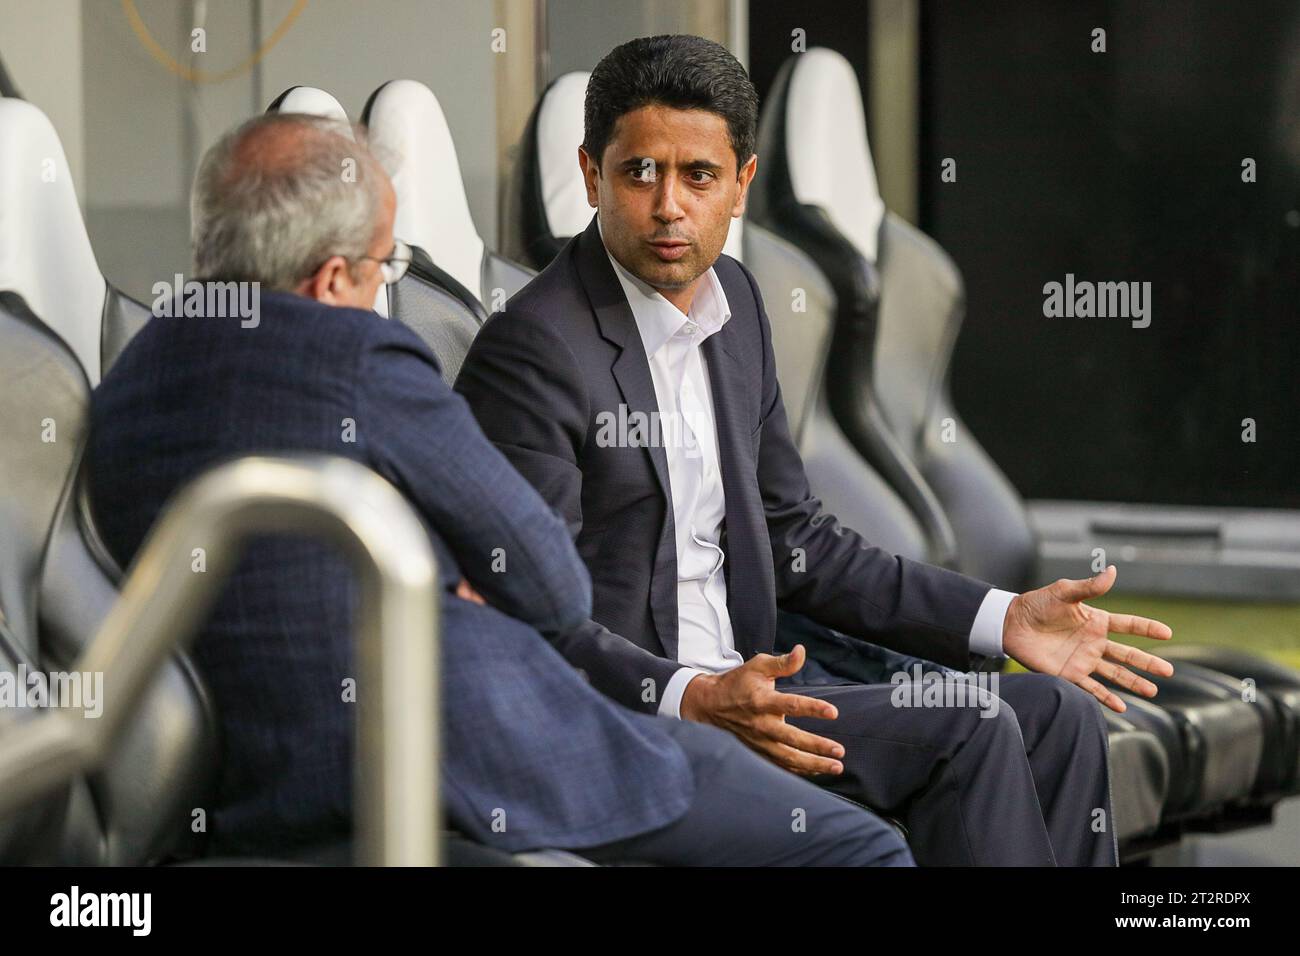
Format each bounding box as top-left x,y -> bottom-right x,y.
679,644 -> 845,777
1002,565 -> 1174,713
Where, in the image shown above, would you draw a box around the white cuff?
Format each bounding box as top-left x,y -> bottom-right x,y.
969,588 -> 1016,658
658,667 -> 707,719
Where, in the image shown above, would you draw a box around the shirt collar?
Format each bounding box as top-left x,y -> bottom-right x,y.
598,215 -> 732,359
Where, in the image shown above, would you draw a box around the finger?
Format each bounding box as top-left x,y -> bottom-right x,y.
1106,612 -> 1173,642
1093,660 -> 1157,698
738,732 -> 842,777
1052,565 -> 1117,603
766,720 -> 846,759
751,644 -> 807,679
1104,640 -> 1174,678
1074,674 -> 1127,713
768,741 -> 844,777
765,689 -> 839,721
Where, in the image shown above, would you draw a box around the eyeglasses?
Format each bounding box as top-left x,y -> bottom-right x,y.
355,238 -> 412,285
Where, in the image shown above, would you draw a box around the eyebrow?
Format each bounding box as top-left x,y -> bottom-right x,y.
618,157 -> 725,173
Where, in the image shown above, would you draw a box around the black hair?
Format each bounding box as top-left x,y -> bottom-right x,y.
583,34 -> 758,175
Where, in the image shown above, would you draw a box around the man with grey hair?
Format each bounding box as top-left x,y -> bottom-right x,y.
86,112 -> 913,866
189,113 -> 392,299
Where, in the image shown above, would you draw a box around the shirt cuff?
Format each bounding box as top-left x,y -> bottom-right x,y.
969,588 -> 1017,658
658,666 -> 708,719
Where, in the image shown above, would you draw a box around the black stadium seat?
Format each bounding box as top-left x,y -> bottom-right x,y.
1115,664 -> 1267,824
1104,711 -> 1171,843
0,290 -> 216,865
747,47 -> 1300,838
512,71 -> 592,270
1153,652 -> 1300,807
0,97 -> 216,864
747,51 -> 961,572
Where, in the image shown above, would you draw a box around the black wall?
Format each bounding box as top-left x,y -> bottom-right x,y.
751,0 -> 1300,509
748,0 -> 870,121
920,0 -> 1300,507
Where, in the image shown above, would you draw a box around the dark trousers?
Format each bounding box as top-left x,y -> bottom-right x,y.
289,719 -> 913,867
580,720 -> 914,866
777,612 -> 1118,866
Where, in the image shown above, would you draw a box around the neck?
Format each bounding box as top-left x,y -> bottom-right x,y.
657,276 -> 703,315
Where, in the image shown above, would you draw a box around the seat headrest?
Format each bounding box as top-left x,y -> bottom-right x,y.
532,71 -> 744,261
0,98 -> 107,383
264,86 -> 388,316
362,79 -> 485,299
784,48 -> 885,264
537,72 -> 593,240
266,85 -> 350,125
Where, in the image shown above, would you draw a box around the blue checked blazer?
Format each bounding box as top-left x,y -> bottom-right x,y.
456,216 -> 994,714
87,290 -> 692,855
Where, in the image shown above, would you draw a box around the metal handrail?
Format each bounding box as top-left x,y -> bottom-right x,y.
0,455 -> 441,866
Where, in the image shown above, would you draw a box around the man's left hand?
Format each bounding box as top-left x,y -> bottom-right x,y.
1002,565 -> 1173,713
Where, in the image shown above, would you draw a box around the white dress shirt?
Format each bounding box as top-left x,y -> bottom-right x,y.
602,236 -> 1014,719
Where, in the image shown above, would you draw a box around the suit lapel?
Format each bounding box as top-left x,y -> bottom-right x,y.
576,216 -> 674,508
575,217 -> 679,660
703,326 -> 766,660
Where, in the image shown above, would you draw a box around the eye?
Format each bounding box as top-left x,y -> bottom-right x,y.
688,169 -> 716,185
629,160 -> 657,183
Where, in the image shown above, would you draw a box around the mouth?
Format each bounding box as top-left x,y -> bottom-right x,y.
647,238 -> 690,262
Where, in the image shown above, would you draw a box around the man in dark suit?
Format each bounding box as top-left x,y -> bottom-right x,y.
456,35 -> 1176,865
86,111 -> 912,866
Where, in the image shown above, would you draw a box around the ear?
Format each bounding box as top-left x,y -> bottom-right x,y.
578,145 -> 600,208
298,255 -> 354,306
732,153 -> 758,219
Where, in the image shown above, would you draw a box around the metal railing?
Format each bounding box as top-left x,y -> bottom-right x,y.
0,455 -> 441,865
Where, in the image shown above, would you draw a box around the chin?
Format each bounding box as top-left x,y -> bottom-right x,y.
639,259 -> 701,291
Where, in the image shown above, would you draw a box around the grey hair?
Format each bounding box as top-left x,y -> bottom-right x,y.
190,112 -> 389,290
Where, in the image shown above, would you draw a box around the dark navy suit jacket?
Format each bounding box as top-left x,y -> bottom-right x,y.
87,290 -> 692,855
456,216 -> 994,713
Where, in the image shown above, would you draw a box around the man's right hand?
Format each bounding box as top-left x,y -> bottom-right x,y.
679,644 -> 845,777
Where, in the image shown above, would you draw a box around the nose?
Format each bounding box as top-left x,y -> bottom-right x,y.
652,175 -> 685,225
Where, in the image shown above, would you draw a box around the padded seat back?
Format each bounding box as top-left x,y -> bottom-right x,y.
0,291 -> 215,865
363,79 -> 534,309
0,98 -> 147,384
875,213 -> 1037,588
389,245 -> 485,383
749,50 -> 959,568
744,226 -> 930,559
0,292 -> 86,862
